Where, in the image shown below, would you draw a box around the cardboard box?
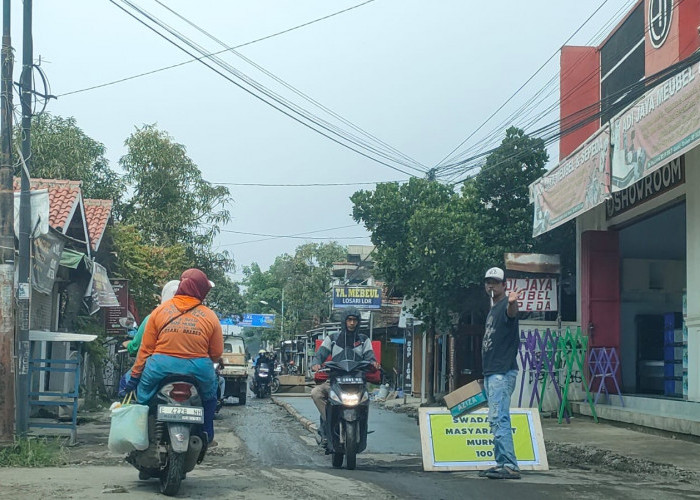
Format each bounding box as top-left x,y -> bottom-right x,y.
443,380 -> 487,418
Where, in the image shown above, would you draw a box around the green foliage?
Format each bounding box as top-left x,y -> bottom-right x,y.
15,113 -> 125,202
119,124 -> 231,253
242,242 -> 346,341
110,224 -> 191,314
0,438 -> 66,467
351,127 -> 573,327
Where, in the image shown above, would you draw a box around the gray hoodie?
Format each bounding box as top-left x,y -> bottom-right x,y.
313,307 -> 376,366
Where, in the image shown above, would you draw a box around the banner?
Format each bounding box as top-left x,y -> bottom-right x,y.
418,408 -> 548,471
89,262 -> 119,309
505,277 -> 558,312
105,279 -> 129,336
238,313 -> 275,328
611,63 -> 700,190
530,126 -> 610,237
333,286 -> 382,309
32,232 -> 65,295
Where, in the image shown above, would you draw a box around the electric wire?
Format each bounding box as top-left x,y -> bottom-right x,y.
111,0 -> 425,176
152,0 -> 426,173
58,0 -> 377,97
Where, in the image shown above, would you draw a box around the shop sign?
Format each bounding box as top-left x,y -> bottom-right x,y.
506,278 -> 558,312
611,63 -> 700,190
333,286 -> 382,309
606,156 -> 684,219
418,408 -> 548,471
105,279 -> 129,335
530,126 -> 610,237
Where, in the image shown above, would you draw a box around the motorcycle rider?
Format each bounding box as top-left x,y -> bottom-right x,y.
123,268 -> 223,446
252,349 -> 275,394
310,307 -> 380,444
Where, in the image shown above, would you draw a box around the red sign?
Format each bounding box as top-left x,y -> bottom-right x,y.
105,279 -> 129,335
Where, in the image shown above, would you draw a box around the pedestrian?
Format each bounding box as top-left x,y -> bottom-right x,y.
479,267 -> 521,480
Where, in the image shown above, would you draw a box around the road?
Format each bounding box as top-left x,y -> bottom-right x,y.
0,391 -> 699,499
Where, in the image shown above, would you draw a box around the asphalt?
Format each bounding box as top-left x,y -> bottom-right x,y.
274,394 -> 700,479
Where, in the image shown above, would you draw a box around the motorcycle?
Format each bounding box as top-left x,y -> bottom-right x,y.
319,358 -> 374,470
125,375 -> 208,496
253,360 -> 273,398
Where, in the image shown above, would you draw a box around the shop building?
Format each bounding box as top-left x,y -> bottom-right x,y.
531,0 -> 700,420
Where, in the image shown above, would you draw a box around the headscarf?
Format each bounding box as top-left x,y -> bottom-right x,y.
160,280 -> 180,304
175,268 -> 214,301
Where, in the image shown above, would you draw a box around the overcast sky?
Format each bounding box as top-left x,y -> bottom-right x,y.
11,0 -> 633,279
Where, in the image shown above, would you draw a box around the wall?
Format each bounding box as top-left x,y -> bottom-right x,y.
685,147 -> 700,402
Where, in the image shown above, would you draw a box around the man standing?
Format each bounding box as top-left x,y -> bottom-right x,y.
480,267 -> 521,480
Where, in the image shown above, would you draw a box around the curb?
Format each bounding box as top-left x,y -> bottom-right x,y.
272,397 -> 317,433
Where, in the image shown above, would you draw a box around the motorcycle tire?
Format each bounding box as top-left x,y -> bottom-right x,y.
345,421 -> 358,470
159,450 -> 185,496
332,452 -> 344,468
271,378 -> 280,394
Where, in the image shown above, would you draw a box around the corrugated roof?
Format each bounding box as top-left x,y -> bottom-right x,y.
13,177 -> 82,231
83,198 -> 113,251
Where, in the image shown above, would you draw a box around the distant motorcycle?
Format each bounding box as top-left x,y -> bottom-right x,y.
125,376 -> 209,496
252,360 -> 273,398
318,358 -> 375,470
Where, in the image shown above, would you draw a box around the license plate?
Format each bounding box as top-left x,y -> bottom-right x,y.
157,405 -> 204,423
339,377 -> 364,384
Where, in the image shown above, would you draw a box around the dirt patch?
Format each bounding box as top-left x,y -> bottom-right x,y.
546,441 -> 698,484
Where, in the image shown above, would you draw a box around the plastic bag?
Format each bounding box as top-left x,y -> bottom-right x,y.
108,393 -> 149,454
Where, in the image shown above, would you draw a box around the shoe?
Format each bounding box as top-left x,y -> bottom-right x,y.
478,466 -> 498,478
209,440 -> 219,448
486,466 -> 521,480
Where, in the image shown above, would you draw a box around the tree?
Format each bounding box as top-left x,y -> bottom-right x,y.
108,224 -> 191,316
119,124 -> 231,254
15,113 -> 125,202
465,126 -> 550,265
242,242 -> 346,343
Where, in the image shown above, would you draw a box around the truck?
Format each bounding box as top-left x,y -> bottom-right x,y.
220,334 -> 249,405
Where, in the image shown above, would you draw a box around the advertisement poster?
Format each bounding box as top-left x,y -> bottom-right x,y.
333,286 -> 382,309
531,126 -> 610,237
418,408 -> 548,471
505,278 -> 558,312
89,262 -> 119,309
611,63 -> 700,190
105,279 -> 129,336
32,232 -> 65,295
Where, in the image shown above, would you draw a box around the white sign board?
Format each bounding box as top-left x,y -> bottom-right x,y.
506,278 -> 558,312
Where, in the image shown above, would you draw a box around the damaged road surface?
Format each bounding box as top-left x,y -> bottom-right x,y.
1,395 -> 699,499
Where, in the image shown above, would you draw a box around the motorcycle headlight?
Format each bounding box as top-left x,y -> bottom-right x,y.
340,392 -> 360,406
330,390 -> 342,404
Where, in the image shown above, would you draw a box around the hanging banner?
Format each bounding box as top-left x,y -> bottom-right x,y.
418,408 -> 548,472
333,286 -> 382,309
88,262 -> 119,309
32,232 -> 65,295
530,126 -> 610,237
611,62 -> 700,190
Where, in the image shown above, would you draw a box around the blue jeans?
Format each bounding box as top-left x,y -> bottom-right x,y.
484,370 -> 519,471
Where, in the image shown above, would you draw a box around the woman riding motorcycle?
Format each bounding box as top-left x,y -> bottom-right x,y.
123,268 -> 223,444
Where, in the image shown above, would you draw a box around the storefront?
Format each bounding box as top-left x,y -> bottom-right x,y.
530,0 -> 700,407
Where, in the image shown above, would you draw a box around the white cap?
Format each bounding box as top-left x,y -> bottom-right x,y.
484,267 -> 505,282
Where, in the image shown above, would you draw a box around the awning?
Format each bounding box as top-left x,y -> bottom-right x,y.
60,248 -> 87,269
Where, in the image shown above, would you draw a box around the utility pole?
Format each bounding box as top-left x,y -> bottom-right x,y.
16,0 -> 33,435
0,0 -> 15,441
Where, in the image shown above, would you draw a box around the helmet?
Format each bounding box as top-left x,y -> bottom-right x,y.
258,349 -> 266,354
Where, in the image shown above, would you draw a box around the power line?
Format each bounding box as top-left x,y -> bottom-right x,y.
58,0 -> 377,97
434,0 -> 613,169
216,224 -> 370,246
110,0 -> 424,177
211,180 -> 407,187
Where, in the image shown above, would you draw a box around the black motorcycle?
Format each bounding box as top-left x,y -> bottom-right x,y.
319,358 -> 373,470
125,375 -> 209,496
253,360 -> 273,398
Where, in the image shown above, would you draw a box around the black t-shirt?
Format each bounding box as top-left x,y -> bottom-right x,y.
482,297 -> 519,376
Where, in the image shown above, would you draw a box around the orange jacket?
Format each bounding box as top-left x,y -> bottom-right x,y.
131,295 -> 223,378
